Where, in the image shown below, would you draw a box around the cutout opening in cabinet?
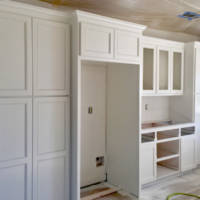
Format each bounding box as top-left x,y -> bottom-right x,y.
181,127 -> 195,136
157,129 -> 179,140
157,157 -> 179,179
159,50 -> 169,90
157,140 -> 179,159
142,132 -> 155,143
173,52 -> 182,90
143,48 -> 154,90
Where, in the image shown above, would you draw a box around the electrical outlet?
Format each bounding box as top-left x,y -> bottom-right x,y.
96,156 -> 104,167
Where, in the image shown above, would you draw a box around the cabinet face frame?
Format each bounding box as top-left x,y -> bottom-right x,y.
171,48 -> 184,94
0,12 -> 32,97
80,22 -> 114,59
157,46 -> 171,94
142,43 -> 157,95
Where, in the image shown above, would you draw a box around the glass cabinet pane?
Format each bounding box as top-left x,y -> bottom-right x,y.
143,48 -> 154,90
173,52 -> 182,90
159,50 -> 169,90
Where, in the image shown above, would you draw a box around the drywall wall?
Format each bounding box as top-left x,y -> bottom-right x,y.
142,96 -> 170,123
144,28 -> 200,42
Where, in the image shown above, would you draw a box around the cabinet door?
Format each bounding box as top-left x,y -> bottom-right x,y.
0,12 -> 32,96
142,44 -> 157,95
141,142 -> 155,184
171,48 -> 184,94
33,97 -> 70,200
157,47 -> 171,94
115,30 -> 139,62
181,135 -> 196,172
80,23 -> 114,59
196,134 -> 200,164
0,98 -> 32,200
195,47 -> 200,94
33,19 -> 70,96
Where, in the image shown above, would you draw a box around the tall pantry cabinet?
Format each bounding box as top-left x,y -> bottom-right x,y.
185,42 -> 200,165
0,2 -> 70,200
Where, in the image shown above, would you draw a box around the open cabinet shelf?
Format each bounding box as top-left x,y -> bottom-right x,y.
157,157 -> 180,179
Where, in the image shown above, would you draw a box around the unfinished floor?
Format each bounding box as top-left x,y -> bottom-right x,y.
88,168 -> 200,200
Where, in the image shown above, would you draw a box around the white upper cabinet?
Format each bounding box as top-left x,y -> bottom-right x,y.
171,48 -> 184,94
33,19 -> 70,96
115,30 -> 140,62
78,11 -> 146,62
142,37 -> 184,96
195,47 -> 200,94
157,46 -> 170,94
0,12 -> 32,96
142,44 -> 156,94
80,23 -> 114,59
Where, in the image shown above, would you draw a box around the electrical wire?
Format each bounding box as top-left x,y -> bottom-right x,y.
166,193 -> 200,200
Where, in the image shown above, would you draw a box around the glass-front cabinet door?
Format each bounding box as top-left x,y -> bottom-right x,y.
157,47 -> 170,94
142,44 -> 156,95
172,49 -> 184,94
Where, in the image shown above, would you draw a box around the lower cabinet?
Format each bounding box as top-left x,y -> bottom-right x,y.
181,135 -> 196,172
141,142 -> 155,185
197,134 -> 200,164
33,97 -> 70,200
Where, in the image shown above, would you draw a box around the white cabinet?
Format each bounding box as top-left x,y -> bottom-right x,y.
115,30 -> 139,62
195,47 -> 200,94
181,135 -> 196,172
80,21 -> 145,63
33,97 -> 70,200
0,12 -> 32,96
80,23 -> 114,59
171,48 -> 184,94
0,98 -> 32,200
142,37 -> 184,96
141,142 -> 155,184
157,47 -> 170,94
142,44 -> 157,94
196,134 -> 200,164
33,19 -> 70,96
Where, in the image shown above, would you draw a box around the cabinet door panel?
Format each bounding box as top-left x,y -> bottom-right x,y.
142,44 -> 156,94
115,30 -> 139,62
81,23 -> 114,59
172,49 -> 184,94
33,19 -> 70,96
33,97 -> 70,200
195,48 -> 200,94
0,12 -> 32,96
157,47 -> 171,94
141,143 -> 155,184
181,136 -> 196,171
0,98 -> 32,200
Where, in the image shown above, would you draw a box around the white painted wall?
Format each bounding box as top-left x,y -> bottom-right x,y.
81,63 -> 106,187
106,63 -> 140,196
142,96 -> 170,123
144,28 -> 200,42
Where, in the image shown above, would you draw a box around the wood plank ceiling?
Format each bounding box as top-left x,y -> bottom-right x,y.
14,0 -> 200,36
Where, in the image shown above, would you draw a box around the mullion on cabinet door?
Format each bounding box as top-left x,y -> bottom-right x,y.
33,97 -> 70,200
142,44 -> 157,95
171,48 -> 184,94
33,18 -> 70,96
157,47 -> 171,94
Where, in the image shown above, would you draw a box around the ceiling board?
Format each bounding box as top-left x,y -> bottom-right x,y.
13,0 -> 200,36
